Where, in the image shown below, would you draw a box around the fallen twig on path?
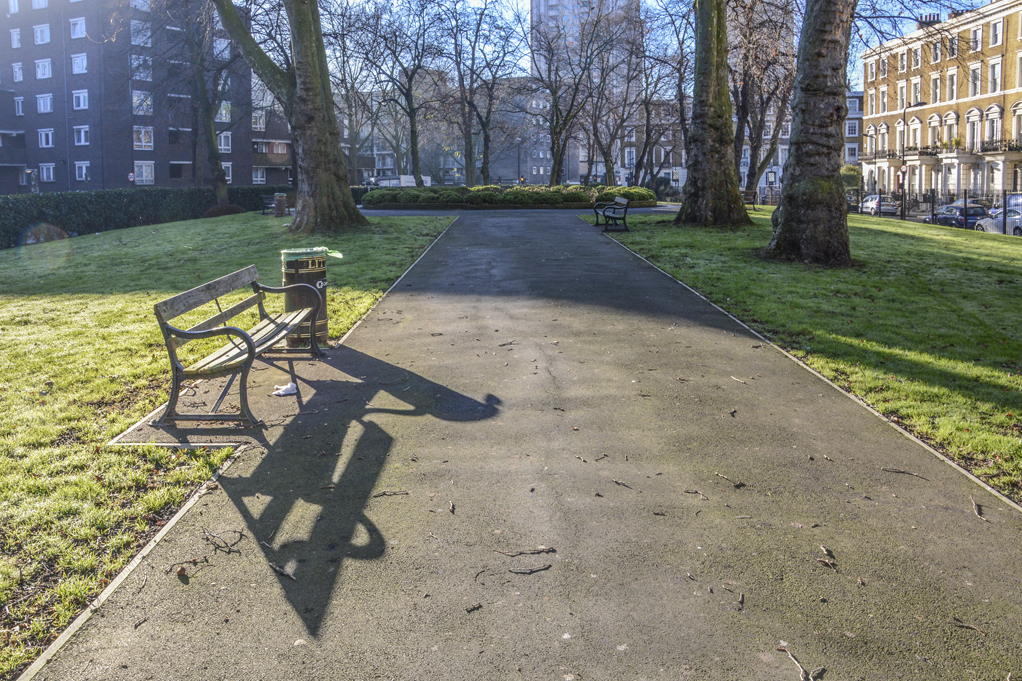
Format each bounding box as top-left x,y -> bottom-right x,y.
684,489 -> 709,500
495,547 -> 556,557
971,496 -> 991,522
372,490 -> 409,498
777,647 -> 824,681
730,376 -> 747,384
715,472 -> 745,489
509,565 -> 551,575
953,616 -> 986,636
816,559 -> 838,571
880,467 -> 928,480
269,562 -> 297,581
613,479 -> 633,489
466,603 -> 482,613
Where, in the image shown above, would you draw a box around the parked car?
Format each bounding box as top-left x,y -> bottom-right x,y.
974,208 -> 1022,235
860,195 -> 899,216
924,204 -> 990,229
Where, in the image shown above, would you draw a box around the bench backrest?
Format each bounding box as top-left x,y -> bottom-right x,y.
616,197 -> 629,206
154,265 -> 263,349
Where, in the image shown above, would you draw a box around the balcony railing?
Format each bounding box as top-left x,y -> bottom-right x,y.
979,138 -> 1022,153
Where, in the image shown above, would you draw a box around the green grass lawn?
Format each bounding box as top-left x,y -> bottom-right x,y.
0,211 -> 451,679
596,208 -> 1022,502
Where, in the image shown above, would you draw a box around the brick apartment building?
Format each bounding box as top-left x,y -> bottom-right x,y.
0,0 -> 292,195
861,1 -> 1022,198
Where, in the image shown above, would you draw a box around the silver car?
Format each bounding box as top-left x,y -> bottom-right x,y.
860,195 -> 899,216
974,208 -> 1022,235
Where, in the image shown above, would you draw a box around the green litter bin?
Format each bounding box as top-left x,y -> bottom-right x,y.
281,247 -> 328,348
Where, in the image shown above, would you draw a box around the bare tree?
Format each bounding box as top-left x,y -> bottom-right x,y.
524,0 -> 625,186
210,0 -> 366,232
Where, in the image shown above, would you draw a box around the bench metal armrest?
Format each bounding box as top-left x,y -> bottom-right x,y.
253,282 -> 323,320
593,202 -> 612,211
163,324 -> 257,362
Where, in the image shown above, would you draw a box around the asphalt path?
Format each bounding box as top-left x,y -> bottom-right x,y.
28,209 -> 1022,680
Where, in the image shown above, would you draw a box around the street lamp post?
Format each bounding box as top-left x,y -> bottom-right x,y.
901,100 -> 928,220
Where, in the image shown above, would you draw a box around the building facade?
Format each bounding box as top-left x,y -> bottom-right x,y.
0,0 -> 291,195
861,3 -> 1022,199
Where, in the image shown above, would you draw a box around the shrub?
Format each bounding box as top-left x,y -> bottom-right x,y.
500,190 -> 533,205
469,185 -> 504,194
596,186 -> 657,203
350,186 -> 369,204
465,191 -> 499,205
362,190 -> 400,206
438,190 -> 464,203
398,191 -> 423,204
202,204 -> 247,218
418,193 -> 440,203
535,192 -> 564,205
561,191 -> 591,203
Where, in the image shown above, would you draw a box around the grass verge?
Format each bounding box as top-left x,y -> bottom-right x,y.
596,209 -> 1022,501
0,211 -> 451,679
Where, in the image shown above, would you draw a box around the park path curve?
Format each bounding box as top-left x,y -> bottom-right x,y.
27,209 -> 1022,681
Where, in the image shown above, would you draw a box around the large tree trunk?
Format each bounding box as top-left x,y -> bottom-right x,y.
675,0 -> 750,226
760,0 -> 854,265
405,90 -> 425,187
479,126 -> 491,184
211,0 -> 366,233
461,110 -> 475,187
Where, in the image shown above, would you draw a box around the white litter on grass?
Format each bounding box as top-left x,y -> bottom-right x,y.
562,633 -> 571,639
273,382 -> 298,396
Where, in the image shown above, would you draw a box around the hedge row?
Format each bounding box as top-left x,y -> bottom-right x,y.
361,185 -> 655,207
0,185 -> 374,249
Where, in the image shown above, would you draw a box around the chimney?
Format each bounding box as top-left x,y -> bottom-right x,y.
917,13 -> 941,28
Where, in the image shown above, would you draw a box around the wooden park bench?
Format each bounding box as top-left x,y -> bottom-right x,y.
594,196 -> 630,232
741,190 -> 758,208
260,194 -> 276,214
152,265 -> 324,427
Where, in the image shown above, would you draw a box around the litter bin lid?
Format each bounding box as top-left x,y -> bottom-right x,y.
281,247 -> 329,262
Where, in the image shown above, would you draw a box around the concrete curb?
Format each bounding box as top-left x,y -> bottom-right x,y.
589,216 -> 1022,518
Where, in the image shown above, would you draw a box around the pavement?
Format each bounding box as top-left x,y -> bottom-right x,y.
28,209 -> 1022,680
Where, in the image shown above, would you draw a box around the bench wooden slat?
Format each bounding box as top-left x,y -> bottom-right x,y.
154,265 -> 259,323
184,309 -> 312,375
168,292 -> 264,351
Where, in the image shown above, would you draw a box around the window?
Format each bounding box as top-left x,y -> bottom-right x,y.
14,97 -> 23,115
36,93 -> 52,113
912,47 -> 921,68
532,166 -> 537,175
912,81 -> 921,105
868,92 -> 875,115
221,162 -> 232,183
69,17 -> 85,39
132,90 -> 152,115
31,0 -> 46,8
272,141 -> 287,154
880,89 -> 887,113
33,24 -> 49,44
130,55 -> 151,80
763,122 -> 772,137
39,164 -> 55,182
625,128 -> 635,142
11,29 -> 20,48
991,19 -> 1003,47
253,140 -> 267,153
130,0 -> 150,10
970,65 -> 981,96
624,147 -> 635,168
19,170 -> 27,185
131,21 -> 151,46
868,61 -> 875,81
948,72 -> 957,100
35,59 -> 51,79
898,83 -> 906,109
217,131 -> 231,153
252,110 -> 266,131
214,38 -> 230,60
846,98 -> 858,112
879,59 -> 887,77
133,125 -> 153,150
899,51 -> 907,71
252,167 -> 266,185
133,161 -> 154,185
168,128 -> 183,144
931,76 -> 940,103
846,146 -> 858,161
971,27 -> 982,51
72,89 -> 88,110
71,53 -> 87,73
73,125 -> 89,145
990,61 -> 1002,93
37,128 -> 54,147
846,120 -> 859,137
8,0 -> 18,13
215,101 -> 231,122
75,161 -> 89,181
169,163 -> 188,179
948,36 -> 958,58
932,40 -> 941,63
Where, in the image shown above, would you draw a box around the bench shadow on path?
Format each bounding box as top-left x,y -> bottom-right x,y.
217,345 -> 500,637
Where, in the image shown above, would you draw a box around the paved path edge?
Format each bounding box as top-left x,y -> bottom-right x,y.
589,215 -> 1022,518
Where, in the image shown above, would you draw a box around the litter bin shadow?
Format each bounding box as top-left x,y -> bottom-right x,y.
218,345 -> 501,636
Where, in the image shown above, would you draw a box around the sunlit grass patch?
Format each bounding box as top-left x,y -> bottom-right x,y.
595,209 -> 1022,500
0,211 -> 450,679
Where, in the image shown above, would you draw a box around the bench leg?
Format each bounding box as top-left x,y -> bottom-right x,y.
152,367 -> 183,426
236,364 -> 263,426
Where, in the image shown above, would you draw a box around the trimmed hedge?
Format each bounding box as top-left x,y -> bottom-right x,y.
0,185 -> 376,250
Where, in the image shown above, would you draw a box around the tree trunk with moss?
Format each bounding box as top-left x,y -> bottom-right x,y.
675,0 -> 750,226
211,0 -> 367,233
760,0 -> 854,265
